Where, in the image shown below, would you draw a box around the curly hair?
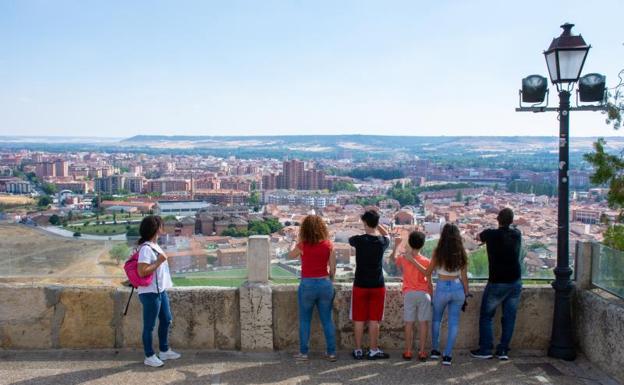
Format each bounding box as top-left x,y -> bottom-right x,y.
299,215 -> 329,245
434,223 -> 468,272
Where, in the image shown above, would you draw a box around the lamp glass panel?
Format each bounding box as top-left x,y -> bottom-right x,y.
545,51 -> 559,82
557,50 -> 587,81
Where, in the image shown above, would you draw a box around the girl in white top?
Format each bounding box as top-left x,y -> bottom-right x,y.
136,215 -> 180,367
406,223 -> 469,366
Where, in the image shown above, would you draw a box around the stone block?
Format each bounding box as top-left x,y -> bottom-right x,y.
240,282 -> 273,351
0,308 -> 54,349
214,288 -> 241,350
118,288 -> 144,348
509,285 -> 553,350
58,287 -> 115,348
0,286 -> 50,322
247,236 -> 270,283
575,289 -> 624,384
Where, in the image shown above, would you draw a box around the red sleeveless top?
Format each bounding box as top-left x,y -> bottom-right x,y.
299,240 -> 332,278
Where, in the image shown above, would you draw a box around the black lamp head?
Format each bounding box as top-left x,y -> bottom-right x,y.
578,73 -> 606,102
522,75 -> 548,103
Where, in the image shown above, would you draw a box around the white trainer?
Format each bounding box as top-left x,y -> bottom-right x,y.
144,354 -> 164,367
159,349 -> 182,361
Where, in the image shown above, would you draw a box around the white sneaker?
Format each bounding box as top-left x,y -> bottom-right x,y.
144,355 -> 164,367
159,349 -> 181,361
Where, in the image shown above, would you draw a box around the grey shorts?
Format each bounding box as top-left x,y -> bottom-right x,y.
403,290 -> 432,322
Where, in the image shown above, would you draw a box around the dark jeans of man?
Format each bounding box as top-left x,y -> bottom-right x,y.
478,281 -> 522,353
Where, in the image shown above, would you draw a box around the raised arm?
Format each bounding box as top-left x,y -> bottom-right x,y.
377,223 -> 389,237
388,235 -> 402,264
406,250 -> 436,277
287,241 -> 302,259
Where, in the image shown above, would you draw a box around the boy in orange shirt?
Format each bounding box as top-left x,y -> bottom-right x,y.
389,230 -> 432,361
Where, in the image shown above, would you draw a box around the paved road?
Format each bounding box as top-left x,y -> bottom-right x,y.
40,225 -> 127,241
0,350 -> 618,385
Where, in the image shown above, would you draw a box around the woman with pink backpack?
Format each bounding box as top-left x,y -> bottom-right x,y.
134,215 -> 181,367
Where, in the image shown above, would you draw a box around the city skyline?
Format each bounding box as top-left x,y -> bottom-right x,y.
1,0 -> 623,138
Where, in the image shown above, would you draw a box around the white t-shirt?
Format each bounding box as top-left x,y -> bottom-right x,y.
137,241 -> 173,294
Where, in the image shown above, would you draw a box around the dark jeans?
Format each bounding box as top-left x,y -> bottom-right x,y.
139,291 -> 172,357
478,281 -> 522,353
298,278 -> 336,355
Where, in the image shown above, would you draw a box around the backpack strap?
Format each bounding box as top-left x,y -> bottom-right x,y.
146,245 -> 161,294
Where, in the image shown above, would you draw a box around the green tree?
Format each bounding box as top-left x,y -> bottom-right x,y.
110,243 -> 131,265
331,181 -> 358,192
468,247 -> 489,278
604,225 -> 624,251
584,138 -> 624,211
248,191 -> 261,206
67,210 -> 73,222
37,195 -> 52,207
455,190 -> 463,202
41,182 -> 57,195
49,214 -> 61,225
264,217 -> 283,233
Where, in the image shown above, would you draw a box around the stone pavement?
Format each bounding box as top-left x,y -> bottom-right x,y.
0,350 -> 619,385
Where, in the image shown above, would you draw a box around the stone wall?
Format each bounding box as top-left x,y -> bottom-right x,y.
0,283 -> 553,352
574,289 -> 624,383
0,285 -> 240,350
273,283 -> 554,351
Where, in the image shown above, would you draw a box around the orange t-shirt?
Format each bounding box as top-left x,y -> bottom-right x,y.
396,254 -> 431,294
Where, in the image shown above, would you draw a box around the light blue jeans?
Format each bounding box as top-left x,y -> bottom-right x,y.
298,277 -> 336,355
431,279 -> 465,357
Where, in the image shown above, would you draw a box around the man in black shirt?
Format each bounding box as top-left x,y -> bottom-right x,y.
348,209 -> 390,360
470,208 -> 522,361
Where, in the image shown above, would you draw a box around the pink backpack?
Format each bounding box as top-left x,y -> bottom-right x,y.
123,244 -> 161,316
124,245 -> 156,288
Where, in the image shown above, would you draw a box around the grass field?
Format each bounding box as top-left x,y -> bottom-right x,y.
67,224 -> 130,235
172,265 -> 298,287
0,195 -> 36,210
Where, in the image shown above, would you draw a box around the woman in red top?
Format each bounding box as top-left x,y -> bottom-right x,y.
289,215 -> 337,361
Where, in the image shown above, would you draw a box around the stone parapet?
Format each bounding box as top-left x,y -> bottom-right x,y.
574,288 -> 624,383
273,283 -> 553,351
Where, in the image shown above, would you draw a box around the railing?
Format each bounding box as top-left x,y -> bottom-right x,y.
591,243 -> 624,298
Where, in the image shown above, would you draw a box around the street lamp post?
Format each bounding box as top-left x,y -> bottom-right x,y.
516,23 -> 606,361
551,87 -> 575,360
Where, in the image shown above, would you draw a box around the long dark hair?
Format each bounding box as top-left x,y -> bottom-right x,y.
138,215 -> 164,245
434,223 -> 467,272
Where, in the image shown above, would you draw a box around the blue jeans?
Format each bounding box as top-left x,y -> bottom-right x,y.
298,278 -> 336,355
478,281 -> 522,353
432,279 -> 465,357
139,291 -> 173,357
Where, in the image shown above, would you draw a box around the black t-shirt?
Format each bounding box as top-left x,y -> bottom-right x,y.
479,226 -> 522,283
349,234 -> 390,288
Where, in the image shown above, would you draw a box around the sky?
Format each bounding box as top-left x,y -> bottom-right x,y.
1,0 -> 623,138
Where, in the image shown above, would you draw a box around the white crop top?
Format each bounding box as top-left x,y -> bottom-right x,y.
437,266 -> 461,276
